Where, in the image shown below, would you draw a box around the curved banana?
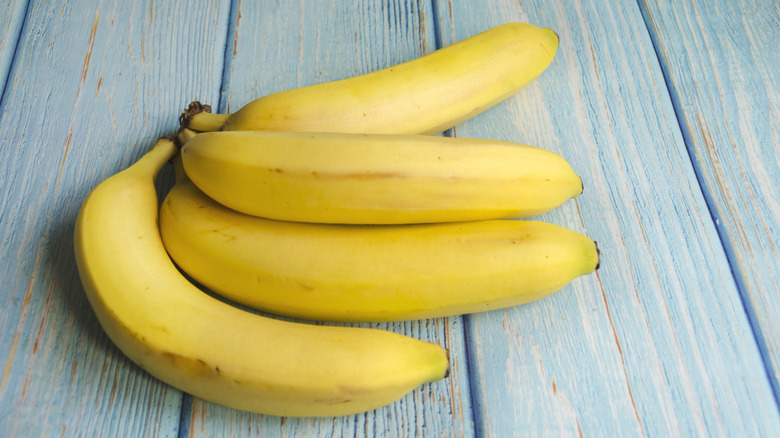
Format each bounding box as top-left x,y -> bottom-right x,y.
159,168 -> 600,322
73,138 -> 448,417
182,22 -> 558,134
180,130 -> 583,224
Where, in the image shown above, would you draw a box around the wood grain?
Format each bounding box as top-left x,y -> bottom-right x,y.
639,0 -> 780,397
0,0 -> 230,435
0,0 -> 28,102
434,0 -> 780,436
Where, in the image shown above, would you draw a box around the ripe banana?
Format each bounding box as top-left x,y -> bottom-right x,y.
179,130 -> 583,224
182,22 -> 558,134
159,165 -> 600,322
73,137 -> 448,417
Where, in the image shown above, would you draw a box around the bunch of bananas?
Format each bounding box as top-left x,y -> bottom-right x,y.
74,23 -> 599,417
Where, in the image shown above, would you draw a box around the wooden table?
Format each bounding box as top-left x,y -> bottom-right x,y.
1,0 -> 778,436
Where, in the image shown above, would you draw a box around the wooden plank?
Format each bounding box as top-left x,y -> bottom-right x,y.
0,0 -> 230,436
434,0 -> 780,436
177,1 -> 475,436
639,0 -> 780,396
0,0 -> 27,101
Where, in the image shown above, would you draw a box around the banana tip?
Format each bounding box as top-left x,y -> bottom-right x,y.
594,241 -> 601,270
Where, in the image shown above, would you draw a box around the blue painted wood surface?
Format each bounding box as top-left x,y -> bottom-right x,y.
0,0 -> 778,436
0,0 -> 28,100
641,0 -> 780,400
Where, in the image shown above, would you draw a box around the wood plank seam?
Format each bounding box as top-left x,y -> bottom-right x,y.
460,314 -> 485,438
0,0 -> 31,112
427,2 -> 480,435
177,394 -> 194,438
215,0 -> 242,115
633,0 -> 780,411
171,0 -> 238,434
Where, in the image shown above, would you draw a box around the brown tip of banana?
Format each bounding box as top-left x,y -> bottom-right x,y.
594,241 -> 601,270
179,101 -> 212,129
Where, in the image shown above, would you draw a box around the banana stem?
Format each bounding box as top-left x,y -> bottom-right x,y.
189,112 -> 230,132
136,137 -> 178,180
179,101 -> 230,132
176,128 -> 198,146
170,152 -> 188,185
171,129 -> 196,185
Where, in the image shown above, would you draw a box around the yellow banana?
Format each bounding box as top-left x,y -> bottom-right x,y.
182,22 -> 558,134
179,130 -> 583,224
159,166 -> 600,322
73,138 -> 448,417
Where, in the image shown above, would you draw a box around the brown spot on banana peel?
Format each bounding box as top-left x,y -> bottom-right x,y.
210,228 -> 237,242
315,398 -> 353,405
346,172 -> 401,180
307,171 -> 403,180
295,280 -> 315,291
160,351 -> 221,377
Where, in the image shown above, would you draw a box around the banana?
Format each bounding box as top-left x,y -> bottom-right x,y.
179,130 -> 583,224
73,137 -> 448,417
159,164 -> 599,322
181,22 -> 558,134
